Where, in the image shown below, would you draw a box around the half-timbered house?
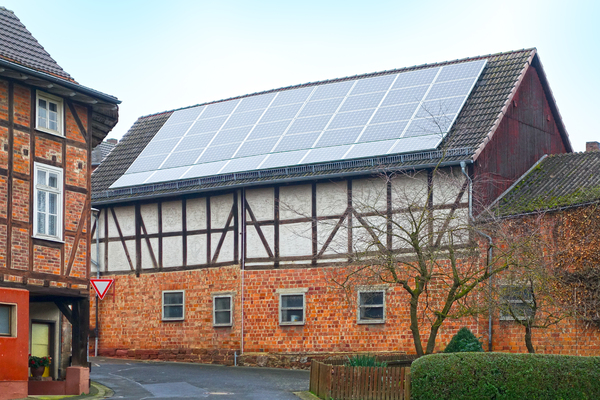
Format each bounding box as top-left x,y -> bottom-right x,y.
0,7 -> 119,398
91,48 -> 573,366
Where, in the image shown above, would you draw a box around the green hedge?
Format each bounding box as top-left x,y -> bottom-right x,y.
411,353 -> 600,400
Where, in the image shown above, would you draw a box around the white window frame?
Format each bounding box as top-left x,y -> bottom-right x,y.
212,293 -> 233,327
0,303 -> 17,337
36,91 -> 64,136
33,163 -> 63,242
357,289 -> 386,324
499,285 -> 534,321
162,290 -> 185,321
277,288 -> 307,326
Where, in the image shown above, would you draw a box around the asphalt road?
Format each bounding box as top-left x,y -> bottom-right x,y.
90,357 -> 309,400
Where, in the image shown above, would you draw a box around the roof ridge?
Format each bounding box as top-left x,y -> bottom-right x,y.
0,6 -> 14,13
137,48 -> 536,121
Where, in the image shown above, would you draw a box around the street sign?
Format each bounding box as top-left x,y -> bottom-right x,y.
90,279 -> 114,300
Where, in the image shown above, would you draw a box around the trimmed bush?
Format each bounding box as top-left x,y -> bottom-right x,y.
412,353 -> 600,400
444,327 -> 483,353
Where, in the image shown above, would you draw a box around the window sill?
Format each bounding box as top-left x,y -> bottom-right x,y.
357,320 -> 385,325
35,127 -> 65,139
32,235 -> 64,244
280,321 -> 305,326
213,324 -> 233,328
162,318 -> 184,322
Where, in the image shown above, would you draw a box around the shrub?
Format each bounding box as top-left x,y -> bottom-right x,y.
29,355 -> 51,369
412,353 -> 600,400
443,327 -> 483,353
344,354 -> 387,367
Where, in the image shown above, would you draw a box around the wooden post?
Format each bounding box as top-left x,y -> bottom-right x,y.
71,297 -> 90,367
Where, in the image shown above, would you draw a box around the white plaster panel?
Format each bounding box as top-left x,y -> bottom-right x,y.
353,178 -> 387,214
279,184 -> 311,220
187,234 -> 208,265
432,208 -> 469,246
246,225 -> 274,258
162,201 -> 182,233
390,173 -> 428,210
90,241 -> 103,274
141,203 -> 159,235
163,236 -> 183,267
432,168 -> 466,206
187,197 -> 207,231
352,215 -> 387,253
391,212 -> 414,250
211,194 -> 234,229
108,206 -> 135,238
212,232 -> 234,262
107,240 -> 135,272
317,181 -> 346,216
93,209 -> 105,240
141,237 -> 159,269
280,223 -> 312,257
317,220 -> 348,255
246,188 -> 273,221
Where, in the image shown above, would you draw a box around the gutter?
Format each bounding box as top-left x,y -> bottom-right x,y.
460,161 -> 494,352
0,59 -> 121,104
92,159 -> 473,207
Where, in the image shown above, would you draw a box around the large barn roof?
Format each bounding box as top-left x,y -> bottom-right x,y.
92,48 -> 569,204
494,151 -> 600,217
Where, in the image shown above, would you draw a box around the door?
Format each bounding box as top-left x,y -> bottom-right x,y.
31,322 -> 53,378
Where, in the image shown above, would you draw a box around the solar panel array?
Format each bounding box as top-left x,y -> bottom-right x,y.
111,59 -> 487,189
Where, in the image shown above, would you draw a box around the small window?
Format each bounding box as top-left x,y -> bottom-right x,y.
358,290 -> 385,324
0,304 -> 15,337
36,91 -> 63,135
500,286 -> 534,321
162,291 -> 184,321
33,163 -> 63,241
213,295 -> 232,327
279,293 -> 305,325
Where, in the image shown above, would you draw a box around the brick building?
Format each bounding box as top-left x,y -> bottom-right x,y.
491,148 -> 600,354
90,48 -> 579,367
0,7 -> 119,398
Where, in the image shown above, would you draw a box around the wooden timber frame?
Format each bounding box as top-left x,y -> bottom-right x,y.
0,76 -> 98,367
91,169 -> 470,275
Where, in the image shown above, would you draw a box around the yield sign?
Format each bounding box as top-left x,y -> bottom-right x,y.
90,279 -> 114,300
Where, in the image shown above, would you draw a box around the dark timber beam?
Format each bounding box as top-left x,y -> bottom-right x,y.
54,301 -> 74,325
71,297 -> 90,367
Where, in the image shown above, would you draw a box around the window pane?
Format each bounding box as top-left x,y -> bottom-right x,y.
164,305 -> 183,319
49,102 -> 57,112
48,215 -> 56,236
360,306 -> 384,320
38,99 -> 47,128
282,309 -> 303,323
215,310 -> 231,325
0,305 -> 10,335
360,292 -> 383,306
37,170 -> 47,185
39,99 -> 47,110
164,292 -> 183,305
48,173 -> 58,188
37,191 -> 46,212
49,193 -> 57,214
282,295 -> 303,308
37,210 -> 46,235
214,297 -> 230,311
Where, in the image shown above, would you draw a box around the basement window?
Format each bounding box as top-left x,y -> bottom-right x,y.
499,285 -> 534,321
277,288 -> 308,326
162,291 -> 184,321
213,294 -> 233,327
36,91 -> 63,136
358,290 -> 385,324
0,303 -> 16,337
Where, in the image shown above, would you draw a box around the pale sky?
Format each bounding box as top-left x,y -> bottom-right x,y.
3,0 -> 598,151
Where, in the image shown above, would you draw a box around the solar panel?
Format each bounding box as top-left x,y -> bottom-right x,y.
111,59 -> 487,188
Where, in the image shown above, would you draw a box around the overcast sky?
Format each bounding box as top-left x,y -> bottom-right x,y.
3,0 -> 598,151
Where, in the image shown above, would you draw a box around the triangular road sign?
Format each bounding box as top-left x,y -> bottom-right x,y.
90,279 -> 114,300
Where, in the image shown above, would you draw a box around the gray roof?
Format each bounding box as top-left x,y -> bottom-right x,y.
92,48 -> 568,204
0,7 -> 73,81
92,140 -> 117,166
495,151 -> 600,216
